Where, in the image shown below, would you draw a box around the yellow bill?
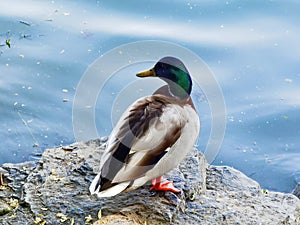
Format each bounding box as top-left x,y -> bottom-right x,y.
136,68 -> 156,77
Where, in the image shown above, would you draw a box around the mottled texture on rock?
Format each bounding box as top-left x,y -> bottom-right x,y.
293,184 -> 300,199
0,161 -> 38,223
205,166 -> 300,224
94,213 -> 142,225
0,139 -> 300,225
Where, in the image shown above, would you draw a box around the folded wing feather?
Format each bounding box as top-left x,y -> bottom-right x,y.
90,94 -> 188,194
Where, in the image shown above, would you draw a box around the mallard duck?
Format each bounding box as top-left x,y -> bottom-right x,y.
89,56 -> 200,198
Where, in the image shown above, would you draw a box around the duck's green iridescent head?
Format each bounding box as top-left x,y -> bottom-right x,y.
137,56 -> 192,99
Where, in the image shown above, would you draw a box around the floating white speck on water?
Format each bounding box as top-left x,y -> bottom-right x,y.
284,78 -> 293,83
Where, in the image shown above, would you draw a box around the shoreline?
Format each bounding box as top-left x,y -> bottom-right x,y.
1,139 -> 300,224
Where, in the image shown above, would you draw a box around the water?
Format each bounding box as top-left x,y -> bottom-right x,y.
0,0 -> 299,193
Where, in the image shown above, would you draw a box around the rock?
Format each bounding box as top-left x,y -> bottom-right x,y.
205,166 -> 300,224
293,184 -> 300,199
0,200 -> 11,216
0,139 -> 299,224
94,213 -> 142,225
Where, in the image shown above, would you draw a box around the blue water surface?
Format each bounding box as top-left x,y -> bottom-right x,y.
0,0 -> 299,193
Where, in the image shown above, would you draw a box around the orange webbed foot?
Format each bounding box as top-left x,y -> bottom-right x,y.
150,176 -> 180,193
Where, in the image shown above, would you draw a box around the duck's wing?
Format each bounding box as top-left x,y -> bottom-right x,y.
90,95 -> 188,194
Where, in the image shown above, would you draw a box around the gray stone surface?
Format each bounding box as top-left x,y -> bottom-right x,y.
0,139 -> 299,224
293,184 -> 300,199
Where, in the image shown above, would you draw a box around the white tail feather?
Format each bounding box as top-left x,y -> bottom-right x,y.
89,173 -> 101,195
89,173 -> 130,198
